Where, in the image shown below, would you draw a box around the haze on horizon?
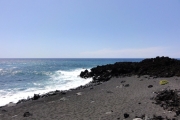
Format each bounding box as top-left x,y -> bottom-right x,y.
0,0 -> 180,58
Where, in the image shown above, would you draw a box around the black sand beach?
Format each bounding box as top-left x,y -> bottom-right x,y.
1,76 -> 180,120
1,57 -> 180,120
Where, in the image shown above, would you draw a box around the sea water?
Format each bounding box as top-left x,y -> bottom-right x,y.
0,58 -> 143,106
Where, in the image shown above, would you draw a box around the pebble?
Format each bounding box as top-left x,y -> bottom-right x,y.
124,113 -> 129,118
133,118 -> 143,120
116,85 -> 123,88
121,81 -> 126,83
11,115 -> 18,118
7,102 -> 16,107
91,101 -> 95,103
23,112 -> 32,117
60,97 -> 68,101
105,110 -> 113,115
124,84 -> 130,87
106,90 -> 113,93
76,92 -> 83,95
148,85 -> 153,88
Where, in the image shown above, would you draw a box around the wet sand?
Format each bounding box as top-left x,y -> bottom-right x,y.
0,76 -> 180,120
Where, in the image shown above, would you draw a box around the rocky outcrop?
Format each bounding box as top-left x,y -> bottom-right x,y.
80,56 -> 180,82
136,56 -> 180,77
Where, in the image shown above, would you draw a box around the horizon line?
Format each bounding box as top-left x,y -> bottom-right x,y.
0,56 -> 179,59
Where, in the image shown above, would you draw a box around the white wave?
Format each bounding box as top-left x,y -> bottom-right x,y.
0,67 -> 20,76
42,71 -> 53,76
34,71 -> 53,76
0,70 -> 8,75
47,68 -> 92,90
0,68 -> 92,106
0,88 -> 49,106
12,70 -> 22,75
33,83 -> 41,86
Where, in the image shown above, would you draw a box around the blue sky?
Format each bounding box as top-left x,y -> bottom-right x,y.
0,0 -> 180,58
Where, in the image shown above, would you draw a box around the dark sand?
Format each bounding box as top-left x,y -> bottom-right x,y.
1,76 -> 180,120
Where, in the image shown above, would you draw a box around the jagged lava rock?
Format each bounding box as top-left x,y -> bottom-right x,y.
80,56 -> 180,83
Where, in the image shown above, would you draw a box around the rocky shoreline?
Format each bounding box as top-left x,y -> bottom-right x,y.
80,56 -> 180,82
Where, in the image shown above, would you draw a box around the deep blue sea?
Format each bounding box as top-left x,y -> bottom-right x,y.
0,58 -> 143,106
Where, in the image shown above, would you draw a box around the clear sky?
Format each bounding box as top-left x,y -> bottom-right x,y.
0,0 -> 180,58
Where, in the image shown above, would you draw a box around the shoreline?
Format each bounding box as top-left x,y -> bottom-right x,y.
0,77 -> 101,108
1,75 -> 180,120
1,57 -> 180,119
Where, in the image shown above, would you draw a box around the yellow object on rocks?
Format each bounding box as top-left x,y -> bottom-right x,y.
159,80 -> 168,85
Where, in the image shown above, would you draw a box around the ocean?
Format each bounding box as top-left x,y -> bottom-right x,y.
0,58 -> 143,106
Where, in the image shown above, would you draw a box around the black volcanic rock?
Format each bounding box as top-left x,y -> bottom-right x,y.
80,56 -> 180,82
80,69 -> 90,78
32,94 -> 40,100
23,112 -> 32,117
148,85 -> 153,88
124,84 -> 130,87
136,56 -> 180,77
124,113 -> 129,118
153,89 -> 180,116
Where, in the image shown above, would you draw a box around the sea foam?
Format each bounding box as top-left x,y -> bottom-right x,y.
0,68 -> 92,107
